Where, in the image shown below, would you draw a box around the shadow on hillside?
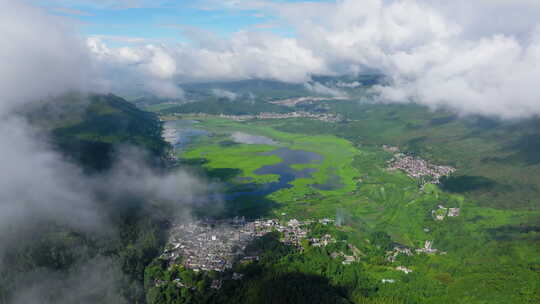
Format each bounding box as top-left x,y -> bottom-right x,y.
439,175 -> 497,193
503,133 -> 540,165
462,117 -> 540,166
210,233 -> 352,304
429,115 -> 458,126
487,224 -> 540,241
245,272 -> 351,304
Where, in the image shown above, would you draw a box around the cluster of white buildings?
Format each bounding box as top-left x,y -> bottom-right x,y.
161,217 -> 338,273
415,240 -> 439,254
183,111 -> 343,122
330,251 -> 358,265
218,111 -> 343,123
269,96 -> 349,107
387,240 -> 447,262
432,205 -> 461,221
380,266 -> 413,284
396,266 -> 413,274
387,153 -> 456,185
386,245 -> 413,263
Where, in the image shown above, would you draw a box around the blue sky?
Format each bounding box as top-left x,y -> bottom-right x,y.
31,0 -> 328,45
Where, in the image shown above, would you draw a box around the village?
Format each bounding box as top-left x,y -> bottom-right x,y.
178,111 -> 344,123
269,96 -> 350,107
432,204 -> 461,221
160,217 -> 346,273
384,145 -> 456,186
385,241 -> 441,263
159,213 -> 459,288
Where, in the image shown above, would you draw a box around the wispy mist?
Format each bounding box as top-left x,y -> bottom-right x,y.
212,88 -> 238,101
10,258 -> 128,304
304,82 -> 347,98
0,1 -> 213,303
88,0 -> 540,119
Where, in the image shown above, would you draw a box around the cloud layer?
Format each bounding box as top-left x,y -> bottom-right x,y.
0,1 -> 213,302
86,0 -> 540,118
0,0 -> 209,259
0,0 -> 94,112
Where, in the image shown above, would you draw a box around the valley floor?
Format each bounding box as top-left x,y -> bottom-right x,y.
146,116 -> 540,304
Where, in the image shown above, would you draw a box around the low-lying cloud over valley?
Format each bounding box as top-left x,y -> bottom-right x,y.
84,0 -> 540,118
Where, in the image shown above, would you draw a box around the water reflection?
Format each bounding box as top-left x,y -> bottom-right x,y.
231,132 -> 277,145
225,148 -> 323,199
164,120 -> 339,200
163,120 -> 210,151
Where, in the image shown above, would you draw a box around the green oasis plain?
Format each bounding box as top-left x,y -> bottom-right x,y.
157,114 -> 540,304
5,88 -> 538,304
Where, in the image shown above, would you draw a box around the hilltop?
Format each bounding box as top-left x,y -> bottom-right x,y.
23,93 -> 168,171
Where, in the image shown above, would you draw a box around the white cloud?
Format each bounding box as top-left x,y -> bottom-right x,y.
0,0 -> 207,280
189,0 -> 540,118
231,132 -> 276,145
304,82 -> 346,98
0,117 -> 104,239
87,37 -> 184,98
0,1 -> 96,246
174,30 -> 328,83
212,89 -> 238,100
336,81 -> 361,88
0,0 -> 93,112
89,30 -> 327,87
89,34 -> 149,44
26,0 -> 540,118
145,45 -> 177,79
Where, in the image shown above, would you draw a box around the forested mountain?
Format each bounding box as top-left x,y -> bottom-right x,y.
24,93 -> 168,171
1,94 -> 171,304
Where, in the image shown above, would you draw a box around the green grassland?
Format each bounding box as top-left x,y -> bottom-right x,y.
169,115 -> 540,304
181,117 -> 362,215
186,142 -> 281,184
275,101 -> 540,212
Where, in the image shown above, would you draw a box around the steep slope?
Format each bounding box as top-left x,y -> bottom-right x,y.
26,93 -> 168,171
0,94 -> 171,304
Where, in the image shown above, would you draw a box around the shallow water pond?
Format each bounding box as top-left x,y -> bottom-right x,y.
230,132 -> 277,145
163,120 -> 210,151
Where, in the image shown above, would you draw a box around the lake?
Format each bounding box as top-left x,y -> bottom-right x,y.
164,120 -> 340,201
225,148 -> 323,199
231,132 -> 277,145
163,120 -> 210,151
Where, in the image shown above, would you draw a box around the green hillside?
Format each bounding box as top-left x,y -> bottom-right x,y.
27,93 -> 168,171
274,101 -> 540,211
1,94 -> 171,304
